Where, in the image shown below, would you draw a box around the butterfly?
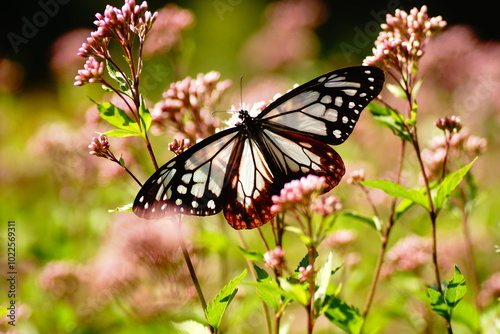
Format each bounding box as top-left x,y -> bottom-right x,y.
133,66 -> 384,229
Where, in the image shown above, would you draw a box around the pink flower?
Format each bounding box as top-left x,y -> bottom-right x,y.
297,265 -> 313,282
435,115 -> 462,133
264,246 -> 285,268
74,56 -> 105,86
271,175 -> 327,214
346,169 -> 365,185
151,71 -> 231,142
310,195 -> 342,216
364,6 -> 446,72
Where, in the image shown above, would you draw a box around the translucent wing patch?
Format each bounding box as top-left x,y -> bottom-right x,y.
133,128 -> 241,219
259,66 -> 384,145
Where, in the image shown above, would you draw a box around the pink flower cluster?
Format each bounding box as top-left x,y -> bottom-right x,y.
364,6 -> 446,73
271,175 -> 341,216
264,246 -> 285,268
151,71 -> 231,142
74,57 -> 105,86
78,0 -> 157,59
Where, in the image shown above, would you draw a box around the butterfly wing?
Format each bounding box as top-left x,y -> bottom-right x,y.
258,66 -> 384,144
223,127 -> 345,229
133,127 -> 242,219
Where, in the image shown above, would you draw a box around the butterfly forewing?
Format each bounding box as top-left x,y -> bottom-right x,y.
133,66 -> 385,229
259,66 -> 384,144
133,128 -> 241,219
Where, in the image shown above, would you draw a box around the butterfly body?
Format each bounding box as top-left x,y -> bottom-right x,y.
134,66 -> 385,229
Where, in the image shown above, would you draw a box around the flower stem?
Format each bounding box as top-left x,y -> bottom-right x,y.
175,216 -> 213,333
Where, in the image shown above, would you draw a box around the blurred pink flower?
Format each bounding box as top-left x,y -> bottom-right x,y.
323,229 -> 357,248
143,3 -> 194,57
50,29 -> 92,82
240,0 -> 327,71
310,194 -> 342,216
478,271 -> 500,308
346,169 -> 366,185
382,234 -> 432,277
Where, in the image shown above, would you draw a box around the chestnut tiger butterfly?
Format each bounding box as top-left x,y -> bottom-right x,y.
133,66 -> 384,229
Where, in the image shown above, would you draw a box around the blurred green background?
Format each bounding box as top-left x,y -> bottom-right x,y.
1,1 -> 500,333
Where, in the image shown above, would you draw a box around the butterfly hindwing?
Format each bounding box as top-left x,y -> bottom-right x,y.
223,128 -> 345,229
259,66 -> 384,144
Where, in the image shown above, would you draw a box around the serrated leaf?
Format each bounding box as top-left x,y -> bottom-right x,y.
445,265 -> 467,310
205,269 -> 247,330
172,320 -> 211,334
97,102 -> 140,134
427,287 -> 450,321
324,295 -> 364,334
108,203 -> 133,213
139,95 -> 152,133
252,266 -> 281,310
295,251 -> 318,273
239,247 -> 264,262
361,180 -> 429,210
434,159 -> 477,210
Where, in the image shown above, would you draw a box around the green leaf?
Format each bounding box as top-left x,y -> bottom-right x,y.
324,295 -> 364,334
278,277 -> 309,306
139,95 -> 152,134
395,198 -> 415,220
386,82 -> 407,99
428,265 -> 468,322
427,287 -> 450,321
103,128 -> 142,138
205,269 -> 247,330
295,251 -> 318,273
172,321 -> 211,334
252,265 -> 282,310
238,247 -> 264,262
314,252 -> 334,315
368,103 -> 411,141
340,211 -> 380,232
106,60 -> 132,94
361,180 -> 429,210
445,265 -> 467,311
108,203 -> 133,213
434,158 -> 477,210
96,102 -> 140,134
